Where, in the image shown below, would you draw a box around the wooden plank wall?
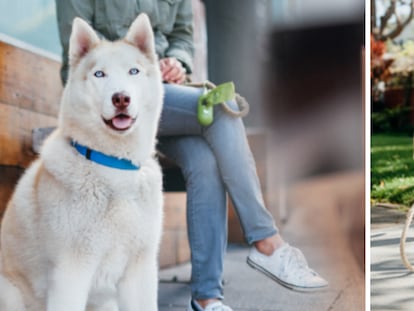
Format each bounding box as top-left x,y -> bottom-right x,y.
0,39 -> 62,215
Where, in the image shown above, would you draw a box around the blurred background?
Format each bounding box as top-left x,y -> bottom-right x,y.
371,0 -> 414,209
370,1 -> 414,310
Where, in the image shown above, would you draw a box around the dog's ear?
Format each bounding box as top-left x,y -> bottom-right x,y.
125,14 -> 156,61
69,17 -> 100,67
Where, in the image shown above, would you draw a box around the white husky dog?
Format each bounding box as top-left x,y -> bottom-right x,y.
0,14 -> 163,311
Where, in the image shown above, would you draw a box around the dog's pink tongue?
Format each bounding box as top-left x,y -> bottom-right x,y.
112,116 -> 133,130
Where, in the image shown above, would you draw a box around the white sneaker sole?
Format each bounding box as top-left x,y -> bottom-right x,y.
246,256 -> 328,293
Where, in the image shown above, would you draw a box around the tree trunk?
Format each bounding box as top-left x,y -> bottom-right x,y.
404,72 -> 413,107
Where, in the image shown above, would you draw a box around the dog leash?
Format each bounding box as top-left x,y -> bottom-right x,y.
186,81 -> 249,126
401,204 -> 414,271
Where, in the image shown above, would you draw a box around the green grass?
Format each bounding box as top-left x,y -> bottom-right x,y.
371,134 -> 414,206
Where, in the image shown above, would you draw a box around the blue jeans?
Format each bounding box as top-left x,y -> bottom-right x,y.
158,84 -> 277,300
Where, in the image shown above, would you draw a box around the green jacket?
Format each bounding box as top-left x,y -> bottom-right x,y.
55,0 -> 194,84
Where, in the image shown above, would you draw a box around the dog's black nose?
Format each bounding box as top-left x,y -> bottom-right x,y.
112,92 -> 131,109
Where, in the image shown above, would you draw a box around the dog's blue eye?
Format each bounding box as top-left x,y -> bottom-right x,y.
129,68 -> 139,75
94,70 -> 105,78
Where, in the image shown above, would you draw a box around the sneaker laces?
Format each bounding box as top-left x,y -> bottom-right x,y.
279,245 -> 317,280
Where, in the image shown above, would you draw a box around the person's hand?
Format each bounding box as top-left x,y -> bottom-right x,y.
159,57 -> 186,84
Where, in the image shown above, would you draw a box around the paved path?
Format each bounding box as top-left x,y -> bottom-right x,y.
371,206 -> 414,310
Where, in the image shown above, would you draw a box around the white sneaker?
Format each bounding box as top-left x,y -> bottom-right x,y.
187,299 -> 233,311
247,243 -> 328,292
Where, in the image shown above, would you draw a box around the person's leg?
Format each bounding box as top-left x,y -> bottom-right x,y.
159,84 -> 277,244
158,84 -> 327,294
158,136 -> 228,303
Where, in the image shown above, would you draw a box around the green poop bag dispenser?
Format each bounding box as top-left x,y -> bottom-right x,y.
197,82 -> 236,126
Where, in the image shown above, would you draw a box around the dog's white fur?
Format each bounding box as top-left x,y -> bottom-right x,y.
0,14 -> 164,311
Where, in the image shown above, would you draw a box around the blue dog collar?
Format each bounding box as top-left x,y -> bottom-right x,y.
71,140 -> 140,171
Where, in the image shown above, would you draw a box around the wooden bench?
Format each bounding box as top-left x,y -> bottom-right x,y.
0,35 -> 61,219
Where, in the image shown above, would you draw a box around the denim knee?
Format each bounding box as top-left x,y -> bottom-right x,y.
178,141 -> 221,187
